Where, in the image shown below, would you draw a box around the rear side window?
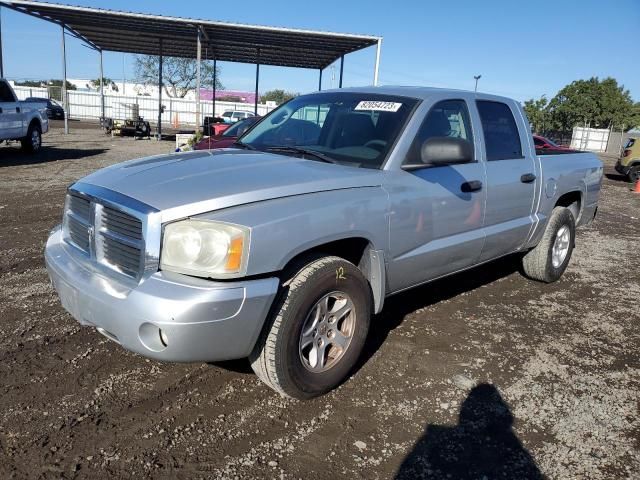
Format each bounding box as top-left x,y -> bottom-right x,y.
477,101 -> 523,160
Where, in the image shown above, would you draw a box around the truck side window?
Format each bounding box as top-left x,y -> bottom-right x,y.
406,99 -> 474,165
476,101 -> 523,160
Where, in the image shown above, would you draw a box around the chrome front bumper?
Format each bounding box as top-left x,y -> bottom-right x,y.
45,226 -> 279,362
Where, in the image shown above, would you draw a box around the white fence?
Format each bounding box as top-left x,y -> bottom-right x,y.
12,86 -> 275,127
571,126 -> 611,152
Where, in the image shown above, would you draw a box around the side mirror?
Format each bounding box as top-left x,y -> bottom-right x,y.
420,136 -> 474,166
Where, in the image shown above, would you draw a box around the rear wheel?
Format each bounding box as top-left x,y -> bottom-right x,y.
250,255 -> 372,399
21,123 -> 42,153
521,207 -> 575,283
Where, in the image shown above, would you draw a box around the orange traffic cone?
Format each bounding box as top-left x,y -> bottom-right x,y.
633,178 -> 640,194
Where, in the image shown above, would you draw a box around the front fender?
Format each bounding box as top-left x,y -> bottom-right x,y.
197,187 -> 390,276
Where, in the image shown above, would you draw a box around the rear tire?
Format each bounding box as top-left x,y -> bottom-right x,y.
21,123 -> 42,153
250,255 -> 372,399
522,207 -> 575,283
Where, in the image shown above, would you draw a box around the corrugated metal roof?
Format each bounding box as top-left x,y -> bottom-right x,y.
0,0 -> 380,69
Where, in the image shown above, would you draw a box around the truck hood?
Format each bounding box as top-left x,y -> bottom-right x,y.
79,149 -> 384,220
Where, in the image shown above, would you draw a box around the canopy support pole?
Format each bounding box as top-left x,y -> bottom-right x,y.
99,49 -> 105,121
318,68 -> 322,91
373,38 -> 382,86
157,38 -> 163,140
61,26 -> 68,134
195,29 -> 202,131
254,48 -> 260,116
0,7 -> 4,78
339,55 -> 344,88
212,57 -> 217,118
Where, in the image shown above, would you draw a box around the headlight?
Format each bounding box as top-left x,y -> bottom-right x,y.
160,220 -> 250,278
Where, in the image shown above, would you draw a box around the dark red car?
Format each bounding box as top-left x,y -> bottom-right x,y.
195,116 -> 261,151
533,135 -> 570,151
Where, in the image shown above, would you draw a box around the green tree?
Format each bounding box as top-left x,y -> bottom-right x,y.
15,79 -> 45,87
548,77 -> 634,132
523,95 -> 550,134
47,79 -> 77,90
87,77 -> 119,92
134,56 -> 222,98
261,89 -> 298,105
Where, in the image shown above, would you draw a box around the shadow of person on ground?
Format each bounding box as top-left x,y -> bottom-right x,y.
395,383 -> 544,479
0,146 -> 107,167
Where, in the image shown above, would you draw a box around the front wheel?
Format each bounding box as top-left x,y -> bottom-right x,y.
250,255 -> 372,399
21,123 -> 42,153
521,207 -> 575,283
628,166 -> 640,184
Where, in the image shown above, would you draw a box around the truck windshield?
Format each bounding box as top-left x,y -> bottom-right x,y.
239,92 -> 419,169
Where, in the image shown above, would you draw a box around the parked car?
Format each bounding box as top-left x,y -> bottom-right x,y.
194,116 -> 261,150
0,79 -> 49,152
203,116 -> 231,136
45,87 -> 602,399
615,137 -> 640,182
533,134 -> 571,151
24,97 -> 65,120
221,110 -> 255,123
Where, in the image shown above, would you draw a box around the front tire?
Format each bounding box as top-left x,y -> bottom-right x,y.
521,207 -> 575,283
628,166 -> 640,184
21,123 -> 42,153
250,255 -> 372,399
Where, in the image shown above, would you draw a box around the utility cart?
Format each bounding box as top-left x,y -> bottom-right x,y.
101,103 -> 151,139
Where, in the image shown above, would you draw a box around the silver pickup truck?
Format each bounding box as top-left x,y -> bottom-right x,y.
45,87 -> 602,399
0,79 -> 49,152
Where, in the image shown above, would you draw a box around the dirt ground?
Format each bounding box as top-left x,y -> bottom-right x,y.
0,126 -> 638,479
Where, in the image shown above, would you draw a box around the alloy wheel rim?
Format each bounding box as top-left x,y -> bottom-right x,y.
32,130 -> 41,150
299,291 -> 355,373
551,225 -> 570,268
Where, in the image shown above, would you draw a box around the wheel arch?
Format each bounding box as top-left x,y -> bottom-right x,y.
554,190 -> 582,222
279,236 -> 386,314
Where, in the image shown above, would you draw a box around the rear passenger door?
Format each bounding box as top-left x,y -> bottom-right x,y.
476,100 -> 538,261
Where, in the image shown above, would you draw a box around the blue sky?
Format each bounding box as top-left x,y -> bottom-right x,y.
2,0 -> 639,102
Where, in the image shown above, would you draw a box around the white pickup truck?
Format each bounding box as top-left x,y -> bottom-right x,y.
0,79 -> 49,152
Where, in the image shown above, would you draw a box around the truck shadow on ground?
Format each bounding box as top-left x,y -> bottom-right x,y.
212,255 -> 524,376
357,253 -> 523,371
604,173 -> 630,183
395,383 -> 543,479
0,146 -> 107,167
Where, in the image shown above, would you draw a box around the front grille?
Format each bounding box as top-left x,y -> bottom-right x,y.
67,215 -> 91,251
98,206 -> 143,277
63,192 -> 146,279
101,206 -> 143,240
65,194 -> 91,253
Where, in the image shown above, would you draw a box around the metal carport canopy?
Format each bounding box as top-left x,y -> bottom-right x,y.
0,0 -> 381,69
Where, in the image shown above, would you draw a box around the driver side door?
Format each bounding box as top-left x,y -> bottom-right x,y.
386,99 -> 487,292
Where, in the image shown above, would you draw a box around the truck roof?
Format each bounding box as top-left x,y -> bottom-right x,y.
313,85 -> 516,103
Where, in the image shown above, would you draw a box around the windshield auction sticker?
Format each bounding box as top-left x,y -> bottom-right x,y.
354,101 -> 403,112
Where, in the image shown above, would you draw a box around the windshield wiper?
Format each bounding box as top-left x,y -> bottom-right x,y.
266,146 -> 336,164
232,141 -> 257,150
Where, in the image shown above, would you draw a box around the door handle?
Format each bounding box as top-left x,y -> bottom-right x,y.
0,107 -> 3,114
16,107 -> 21,113
521,173 -> 536,183
461,180 -> 483,192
